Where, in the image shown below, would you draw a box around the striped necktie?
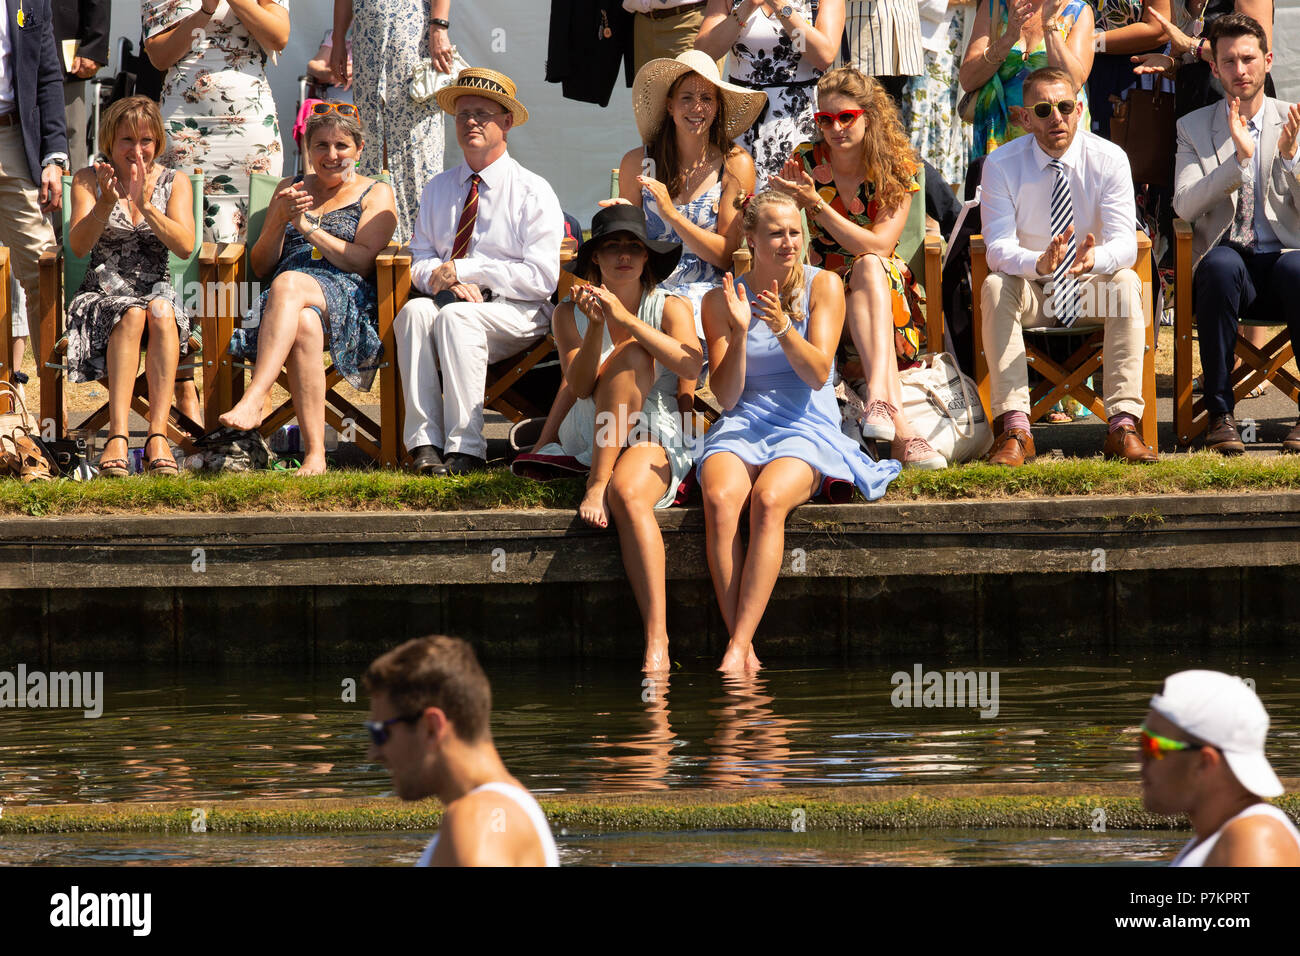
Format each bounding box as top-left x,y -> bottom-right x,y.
451,173 -> 481,260
1047,159 -> 1079,328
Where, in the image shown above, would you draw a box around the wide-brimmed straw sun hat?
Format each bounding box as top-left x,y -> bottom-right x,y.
564,205 -> 682,284
632,50 -> 766,144
435,67 -> 529,125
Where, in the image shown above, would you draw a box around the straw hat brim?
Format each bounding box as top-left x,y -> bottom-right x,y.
435,84 -> 529,126
632,52 -> 766,145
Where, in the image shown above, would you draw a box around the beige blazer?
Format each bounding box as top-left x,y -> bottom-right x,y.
1173,96 -> 1300,269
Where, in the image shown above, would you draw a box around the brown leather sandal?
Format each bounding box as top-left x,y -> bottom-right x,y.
145,433 -> 179,477
0,434 -> 20,478
12,427 -> 53,483
98,434 -> 130,478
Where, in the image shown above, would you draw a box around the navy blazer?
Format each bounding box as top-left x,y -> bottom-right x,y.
52,0 -> 111,76
5,0 -> 69,184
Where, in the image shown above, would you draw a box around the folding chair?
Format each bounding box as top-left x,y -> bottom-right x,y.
0,248 -> 11,415
37,171 -> 210,446
205,171 -> 404,465
970,230 -> 1158,450
1172,218 -> 1300,446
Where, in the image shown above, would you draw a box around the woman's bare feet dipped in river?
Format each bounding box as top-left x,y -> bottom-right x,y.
218,394 -> 265,432
578,478 -> 611,529
718,640 -> 762,673
642,637 -> 671,673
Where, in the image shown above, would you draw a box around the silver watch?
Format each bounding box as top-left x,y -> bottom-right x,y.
779,4 -> 794,18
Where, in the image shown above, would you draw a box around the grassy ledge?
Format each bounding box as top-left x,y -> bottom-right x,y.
4,454 -> 1300,515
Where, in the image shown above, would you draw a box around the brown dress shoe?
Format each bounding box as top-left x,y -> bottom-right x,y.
988,428 -> 1036,466
1205,414 -> 1244,455
1103,424 -> 1157,462
1284,423 -> 1300,455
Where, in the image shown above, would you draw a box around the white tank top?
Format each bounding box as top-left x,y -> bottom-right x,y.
416,782 -> 560,867
1171,803 -> 1300,867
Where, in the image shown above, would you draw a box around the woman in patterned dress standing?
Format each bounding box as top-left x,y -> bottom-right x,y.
903,0 -> 976,186
332,0 -> 453,245
696,0 -> 846,183
143,0 -> 288,243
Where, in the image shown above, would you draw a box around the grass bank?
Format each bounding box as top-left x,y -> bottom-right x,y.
4,454 -> 1300,515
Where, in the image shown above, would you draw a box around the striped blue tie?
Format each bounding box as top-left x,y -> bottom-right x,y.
1047,159 -> 1079,328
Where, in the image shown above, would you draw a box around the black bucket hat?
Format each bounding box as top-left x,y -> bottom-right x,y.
565,205 -> 682,284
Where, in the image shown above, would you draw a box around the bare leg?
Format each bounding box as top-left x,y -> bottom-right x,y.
284,307 -> 328,474
845,254 -> 915,441
174,379 -> 201,423
103,307 -> 146,467
606,441 -> 673,671
220,272 -> 327,431
700,451 -> 758,638
579,340 -> 655,529
143,299 -> 180,467
720,457 -> 819,673
11,336 -> 25,378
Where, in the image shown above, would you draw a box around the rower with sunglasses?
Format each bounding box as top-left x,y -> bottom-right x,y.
979,66 -> 1156,465
1140,670 -> 1300,867
363,636 -> 559,867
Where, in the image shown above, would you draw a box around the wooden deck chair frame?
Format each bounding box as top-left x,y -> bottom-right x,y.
970,230 -> 1158,451
1172,218 -> 1300,446
0,248 -> 11,415
205,171 -> 404,466
37,170 -> 209,448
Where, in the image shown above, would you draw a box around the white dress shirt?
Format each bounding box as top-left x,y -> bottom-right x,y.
982,129 -> 1138,280
409,151 -> 563,307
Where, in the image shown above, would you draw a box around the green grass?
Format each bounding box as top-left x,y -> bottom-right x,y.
4,453 -> 1300,515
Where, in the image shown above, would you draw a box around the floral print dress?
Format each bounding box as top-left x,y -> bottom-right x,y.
903,3 -> 974,186
143,0 -> 286,243
643,178 -> 724,342
795,140 -> 926,368
728,0 -> 821,183
350,1 -> 448,245
64,169 -> 191,384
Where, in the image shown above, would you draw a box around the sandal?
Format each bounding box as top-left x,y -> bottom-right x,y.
11,427 -> 54,483
0,434 -> 19,478
145,433 -> 179,476
98,433 -> 131,478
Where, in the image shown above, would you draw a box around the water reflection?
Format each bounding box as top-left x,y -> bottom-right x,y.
587,675 -> 677,790
705,674 -> 807,788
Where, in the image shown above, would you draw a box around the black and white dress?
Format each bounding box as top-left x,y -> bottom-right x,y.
64,168 -> 191,384
728,0 -> 821,183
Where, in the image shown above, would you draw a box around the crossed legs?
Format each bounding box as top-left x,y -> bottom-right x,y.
102,298 -> 180,469
844,253 -> 917,444
701,452 -> 819,672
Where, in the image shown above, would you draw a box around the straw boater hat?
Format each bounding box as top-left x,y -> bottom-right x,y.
632,50 -> 766,144
435,67 -> 529,125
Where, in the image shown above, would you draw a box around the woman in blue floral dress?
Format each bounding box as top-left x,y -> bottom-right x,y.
143,0 -> 288,243
220,108 -> 398,474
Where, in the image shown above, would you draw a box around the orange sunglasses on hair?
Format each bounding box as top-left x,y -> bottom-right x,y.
311,102 -> 360,118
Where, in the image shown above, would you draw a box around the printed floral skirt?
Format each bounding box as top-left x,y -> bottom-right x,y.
837,254 -> 927,383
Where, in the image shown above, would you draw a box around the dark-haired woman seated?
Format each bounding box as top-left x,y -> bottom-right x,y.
219,104 -> 397,474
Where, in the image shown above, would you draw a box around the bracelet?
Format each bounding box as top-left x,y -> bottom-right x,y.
301,224 -> 320,241
430,17 -> 450,30
200,1 -> 218,16
773,316 -> 793,338
809,198 -> 827,218
92,206 -> 112,225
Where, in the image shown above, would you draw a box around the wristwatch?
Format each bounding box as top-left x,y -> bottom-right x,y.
778,4 -> 795,18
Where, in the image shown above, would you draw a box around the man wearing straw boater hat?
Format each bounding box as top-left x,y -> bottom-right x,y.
394,67 -> 563,475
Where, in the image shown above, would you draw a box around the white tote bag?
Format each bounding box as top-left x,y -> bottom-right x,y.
898,353 -> 993,464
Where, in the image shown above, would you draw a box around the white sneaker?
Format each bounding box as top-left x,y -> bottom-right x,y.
859,400 -> 897,442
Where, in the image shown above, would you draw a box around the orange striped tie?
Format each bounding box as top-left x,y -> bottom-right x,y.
451,174 -> 481,260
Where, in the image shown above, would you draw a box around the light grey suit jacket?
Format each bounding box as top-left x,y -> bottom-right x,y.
1172,97 -> 1300,269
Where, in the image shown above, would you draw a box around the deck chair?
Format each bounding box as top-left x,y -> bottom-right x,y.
970,230 -> 1158,451
0,248 -> 11,415
205,171 -> 404,465
1172,219 -> 1300,445
37,170 -> 209,446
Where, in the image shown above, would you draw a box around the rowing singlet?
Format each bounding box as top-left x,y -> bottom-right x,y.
416,782 -> 560,867
1170,803 -> 1300,867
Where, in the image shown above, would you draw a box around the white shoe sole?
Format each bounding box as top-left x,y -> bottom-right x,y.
903,455 -> 948,471
860,420 -> 895,442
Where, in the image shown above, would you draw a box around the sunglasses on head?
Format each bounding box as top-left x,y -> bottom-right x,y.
813,108 -> 866,129
365,710 -> 425,746
311,102 -> 360,118
1139,724 -> 1208,760
1029,99 -> 1078,119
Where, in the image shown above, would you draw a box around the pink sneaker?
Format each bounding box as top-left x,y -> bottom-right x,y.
860,400 -> 897,442
895,436 -> 947,470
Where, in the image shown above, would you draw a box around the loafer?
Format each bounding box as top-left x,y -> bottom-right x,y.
1283,422 -> 1300,455
1102,423 -> 1157,463
433,452 -> 487,476
407,444 -> 444,474
987,427 -> 1035,467
1205,414 -> 1244,456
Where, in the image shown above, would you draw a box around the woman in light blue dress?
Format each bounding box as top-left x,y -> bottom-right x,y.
699,191 -> 901,672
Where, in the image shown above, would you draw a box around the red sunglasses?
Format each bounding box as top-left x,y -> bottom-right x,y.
813,109 -> 866,129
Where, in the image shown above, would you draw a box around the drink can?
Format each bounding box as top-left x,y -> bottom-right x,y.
130,448 -> 146,474
286,425 -> 301,453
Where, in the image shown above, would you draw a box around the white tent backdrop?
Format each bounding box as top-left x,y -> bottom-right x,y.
99,0 -> 1300,220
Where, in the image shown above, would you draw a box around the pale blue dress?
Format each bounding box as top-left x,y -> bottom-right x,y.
699,265 -> 901,500
535,289 -> 695,509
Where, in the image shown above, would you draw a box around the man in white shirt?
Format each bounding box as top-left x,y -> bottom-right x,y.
1173,14 -> 1300,456
980,66 -> 1154,466
395,69 -> 563,475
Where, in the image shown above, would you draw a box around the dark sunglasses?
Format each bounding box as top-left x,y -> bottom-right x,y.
1029,99 -> 1078,119
813,108 -> 866,129
311,102 -> 360,118
365,710 -> 426,746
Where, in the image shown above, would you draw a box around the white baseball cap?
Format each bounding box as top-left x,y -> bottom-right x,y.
1150,670 -> 1284,798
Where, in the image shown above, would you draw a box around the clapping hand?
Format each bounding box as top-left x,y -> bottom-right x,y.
578,283 -> 633,329
1036,224 -> 1076,276
1148,8 -> 1195,58
1280,102 -> 1300,162
1131,52 -> 1178,78
754,281 -> 789,335
1007,0 -> 1034,37
1227,96 -> 1255,163
1067,232 -> 1096,276
1039,0 -> 1062,26
769,155 -> 820,210
719,273 -> 752,336
269,184 -> 314,227
94,161 -> 129,203
574,283 -> 609,326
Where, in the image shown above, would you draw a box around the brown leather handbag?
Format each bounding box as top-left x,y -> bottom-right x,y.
1109,87 -> 1177,187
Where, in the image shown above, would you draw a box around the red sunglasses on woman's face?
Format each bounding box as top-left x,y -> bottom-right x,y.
813,108 -> 866,129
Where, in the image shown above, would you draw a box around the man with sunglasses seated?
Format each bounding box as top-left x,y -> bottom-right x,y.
979,66 -> 1155,466
364,636 -> 559,867
1141,670 -> 1300,867
395,68 -> 563,475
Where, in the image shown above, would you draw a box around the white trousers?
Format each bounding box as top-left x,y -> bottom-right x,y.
394,296 -> 549,458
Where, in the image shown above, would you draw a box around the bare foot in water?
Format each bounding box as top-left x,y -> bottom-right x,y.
296,453 -> 327,476
718,641 -> 762,673
578,479 -> 610,528
642,637 -> 670,673
218,395 -> 265,432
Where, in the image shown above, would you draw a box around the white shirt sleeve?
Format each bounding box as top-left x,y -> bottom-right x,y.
1092,150 -> 1139,276
983,157 -> 1041,279
409,179 -> 443,295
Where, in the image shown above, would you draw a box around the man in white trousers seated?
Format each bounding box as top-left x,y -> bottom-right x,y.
396,68 -> 563,475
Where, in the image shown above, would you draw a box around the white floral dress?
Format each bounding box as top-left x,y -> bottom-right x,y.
903,2 -> 974,186
143,0 -> 286,243
350,1 -> 448,245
